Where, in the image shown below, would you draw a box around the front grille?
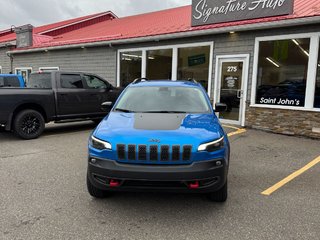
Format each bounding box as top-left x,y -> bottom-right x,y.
150,145 -> 158,161
128,144 -> 136,160
172,145 -> 180,161
183,145 -> 192,161
116,144 -> 192,163
160,145 -> 169,161
138,145 -> 147,160
117,144 -> 125,160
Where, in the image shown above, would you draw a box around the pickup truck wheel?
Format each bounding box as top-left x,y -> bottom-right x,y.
206,180 -> 228,202
13,110 -> 45,140
87,174 -> 112,198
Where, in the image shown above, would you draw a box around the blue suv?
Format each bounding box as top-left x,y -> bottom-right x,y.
87,79 -> 230,202
0,74 -> 25,88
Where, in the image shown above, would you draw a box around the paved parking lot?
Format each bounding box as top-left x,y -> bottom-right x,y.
0,122 -> 319,240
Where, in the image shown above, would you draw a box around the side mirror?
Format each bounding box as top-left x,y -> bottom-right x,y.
101,101 -> 113,112
215,103 -> 227,113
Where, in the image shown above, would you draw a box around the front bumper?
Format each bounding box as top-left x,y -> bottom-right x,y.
87,157 -> 228,193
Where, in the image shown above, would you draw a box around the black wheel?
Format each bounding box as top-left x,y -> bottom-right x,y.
13,109 -> 45,140
87,173 -> 112,198
207,180 -> 228,202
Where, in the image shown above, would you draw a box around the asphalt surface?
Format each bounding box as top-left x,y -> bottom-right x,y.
0,122 -> 319,240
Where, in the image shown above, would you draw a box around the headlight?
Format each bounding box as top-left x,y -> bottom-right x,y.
89,136 -> 112,150
198,136 -> 224,152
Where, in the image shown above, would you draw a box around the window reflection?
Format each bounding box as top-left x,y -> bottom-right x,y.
178,46 -> 210,90
120,51 -> 142,87
146,49 -> 172,80
256,38 -> 310,107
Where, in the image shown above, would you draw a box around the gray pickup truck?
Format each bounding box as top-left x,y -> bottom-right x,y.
0,71 -> 122,139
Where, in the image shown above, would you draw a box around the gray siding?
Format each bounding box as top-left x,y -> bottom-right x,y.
0,47 -> 12,73
12,47 -> 117,85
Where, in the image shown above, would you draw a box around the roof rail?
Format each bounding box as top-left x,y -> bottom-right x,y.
187,78 -> 198,83
132,78 -> 149,84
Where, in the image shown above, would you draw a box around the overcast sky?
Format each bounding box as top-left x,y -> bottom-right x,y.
0,0 -> 191,30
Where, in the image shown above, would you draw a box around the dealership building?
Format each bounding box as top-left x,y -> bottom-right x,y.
0,0 -> 320,138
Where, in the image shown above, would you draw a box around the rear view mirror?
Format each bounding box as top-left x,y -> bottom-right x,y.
101,101 -> 113,112
215,103 -> 227,113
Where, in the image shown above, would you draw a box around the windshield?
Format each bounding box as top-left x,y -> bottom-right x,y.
114,86 -> 211,113
28,73 -> 52,89
0,76 -> 20,87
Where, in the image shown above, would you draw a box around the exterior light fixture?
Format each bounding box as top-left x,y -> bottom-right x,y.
44,49 -> 48,52
229,31 -> 235,34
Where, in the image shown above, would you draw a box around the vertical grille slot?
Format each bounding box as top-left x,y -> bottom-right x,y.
149,145 -> 158,161
172,145 -> 180,161
128,144 -> 136,160
161,145 -> 170,161
183,145 -> 192,161
138,145 -> 147,160
117,144 -> 126,160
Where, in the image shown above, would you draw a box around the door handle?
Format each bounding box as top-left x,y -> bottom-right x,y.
237,90 -> 243,99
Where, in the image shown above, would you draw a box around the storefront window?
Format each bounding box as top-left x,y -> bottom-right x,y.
177,46 -> 210,90
256,38 -> 310,107
314,42 -> 320,108
120,51 -> 142,87
15,68 -> 32,84
146,49 -> 172,80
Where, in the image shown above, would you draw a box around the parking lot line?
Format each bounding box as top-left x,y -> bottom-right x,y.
222,125 -> 247,137
261,155 -> 320,196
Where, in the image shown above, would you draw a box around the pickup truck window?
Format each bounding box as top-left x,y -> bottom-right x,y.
83,75 -> 108,89
28,73 -> 52,88
61,74 -> 84,89
0,76 -> 20,87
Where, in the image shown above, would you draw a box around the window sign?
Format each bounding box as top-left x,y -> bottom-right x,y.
255,38 -> 310,107
192,0 -> 294,26
188,54 -> 206,66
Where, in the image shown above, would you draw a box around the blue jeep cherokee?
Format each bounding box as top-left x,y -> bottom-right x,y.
87,79 -> 230,202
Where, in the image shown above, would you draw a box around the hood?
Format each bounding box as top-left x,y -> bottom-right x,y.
94,112 -> 223,147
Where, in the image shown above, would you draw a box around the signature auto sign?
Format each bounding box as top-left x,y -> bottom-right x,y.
192,0 -> 294,26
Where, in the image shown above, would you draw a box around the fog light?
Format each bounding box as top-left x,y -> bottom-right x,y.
91,158 -> 97,163
216,161 -> 222,166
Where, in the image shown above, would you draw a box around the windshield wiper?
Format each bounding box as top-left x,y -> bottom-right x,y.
114,108 -> 134,113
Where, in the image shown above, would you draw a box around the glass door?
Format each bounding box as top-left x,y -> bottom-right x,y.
214,55 -> 249,126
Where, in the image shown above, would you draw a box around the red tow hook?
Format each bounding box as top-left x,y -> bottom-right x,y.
109,179 -> 120,187
188,181 -> 199,189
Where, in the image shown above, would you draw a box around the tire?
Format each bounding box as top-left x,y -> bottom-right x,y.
13,109 -> 45,140
87,173 -> 112,198
207,180 -> 228,202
